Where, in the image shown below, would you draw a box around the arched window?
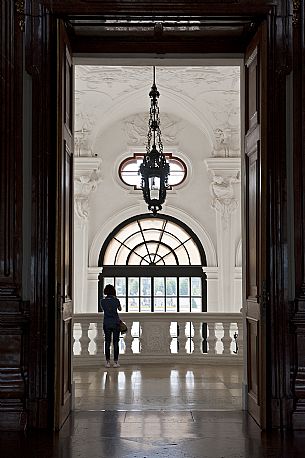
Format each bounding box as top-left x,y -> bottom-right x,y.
119,153 -> 187,189
99,215 -> 207,313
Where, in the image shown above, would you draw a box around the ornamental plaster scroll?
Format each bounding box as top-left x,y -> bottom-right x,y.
74,158 -> 102,220
123,113 -> 184,146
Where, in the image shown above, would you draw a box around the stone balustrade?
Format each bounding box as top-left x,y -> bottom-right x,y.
73,312 -> 243,367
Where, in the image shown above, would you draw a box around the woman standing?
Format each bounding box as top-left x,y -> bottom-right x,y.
100,284 -> 122,368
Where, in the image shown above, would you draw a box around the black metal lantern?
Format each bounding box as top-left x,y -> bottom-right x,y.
139,67 -> 170,215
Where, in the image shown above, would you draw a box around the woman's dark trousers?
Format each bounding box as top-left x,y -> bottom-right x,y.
104,327 -> 120,361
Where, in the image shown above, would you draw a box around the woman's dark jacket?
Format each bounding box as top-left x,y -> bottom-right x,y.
100,296 -> 121,329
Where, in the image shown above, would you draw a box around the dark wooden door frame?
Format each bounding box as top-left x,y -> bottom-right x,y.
1,0 -> 299,431
48,4 -> 291,426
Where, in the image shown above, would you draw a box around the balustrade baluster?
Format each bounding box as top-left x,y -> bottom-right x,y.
178,320 -> 188,355
221,322 -> 232,355
123,320 -> 133,355
192,321 -> 203,355
94,321 -> 104,357
79,320 -> 91,356
207,322 -> 217,355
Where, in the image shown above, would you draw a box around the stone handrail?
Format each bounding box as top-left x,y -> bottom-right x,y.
73,312 -> 243,367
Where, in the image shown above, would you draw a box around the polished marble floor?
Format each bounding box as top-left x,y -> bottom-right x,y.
74,364 -> 243,411
2,365 -> 305,457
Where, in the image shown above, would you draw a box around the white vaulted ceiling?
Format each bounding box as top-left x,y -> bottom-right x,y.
74,65 -> 240,155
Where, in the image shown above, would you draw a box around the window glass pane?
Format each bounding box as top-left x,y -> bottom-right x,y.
140,218 -> 164,230
166,222 -> 189,243
141,277 -> 151,296
140,297 -> 151,312
191,297 -> 202,312
161,233 -> 181,249
132,244 -> 150,258
166,277 -> 177,296
180,297 -> 190,312
174,245 -> 190,265
128,277 -> 139,296
103,239 -> 121,265
157,252 -> 177,265
142,229 -> 162,242
184,239 -> 201,265
156,244 -> 172,258
115,277 -> 126,296
154,297 -> 165,312
116,245 -> 132,265
179,277 -> 190,296
191,277 -> 201,296
154,277 -> 165,296
128,297 -> 139,312
166,297 -> 177,312
153,255 -> 166,265
103,277 -> 114,287
127,252 -> 144,265
118,297 -> 126,312
115,223 -> 139,244
124,231 -> 144,248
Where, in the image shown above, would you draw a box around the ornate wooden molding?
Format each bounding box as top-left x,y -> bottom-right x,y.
293,0 -> 301,25
15,0 -> 25,31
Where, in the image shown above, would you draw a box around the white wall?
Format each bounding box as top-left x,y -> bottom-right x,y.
73,65 -> 242,314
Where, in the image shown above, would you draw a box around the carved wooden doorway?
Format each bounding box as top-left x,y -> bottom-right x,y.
54,17 -> 269,430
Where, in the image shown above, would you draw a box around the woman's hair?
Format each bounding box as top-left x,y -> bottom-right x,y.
104,284 -> 116,296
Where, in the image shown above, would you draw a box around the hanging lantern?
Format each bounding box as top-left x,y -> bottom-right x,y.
139,67 -> 170,215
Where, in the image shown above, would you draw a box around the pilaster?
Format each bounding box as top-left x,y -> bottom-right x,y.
74,157 -> 101,313
204,158 -> 241,312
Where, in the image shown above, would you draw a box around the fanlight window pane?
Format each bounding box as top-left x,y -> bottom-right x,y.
127,252 -> 143,265
128,277 -> 139,296
166,222 -> 190,244
184,239 -> 201,265
115,223 -> 139,244
160,233 -> 181,250
156,252 -> 176,265
174,245 -> 190,265
140,218 -> 164,230
154,277 -> 165,296
103,239 -> 121,265
116,245 -> 132,265
101,217 -> 202,266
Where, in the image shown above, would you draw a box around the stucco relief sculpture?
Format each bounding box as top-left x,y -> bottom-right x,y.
212,127 -> 240,157
210,175 -> 239,228
123,113 -> 182,145
74,170 -> 102,220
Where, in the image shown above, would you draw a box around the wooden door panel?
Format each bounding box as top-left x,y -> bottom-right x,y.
244,23 -> 267,429
55,21 -> 74,430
